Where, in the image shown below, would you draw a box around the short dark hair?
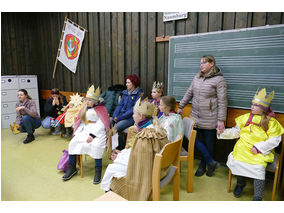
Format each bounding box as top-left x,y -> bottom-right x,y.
51,88 -> 60,95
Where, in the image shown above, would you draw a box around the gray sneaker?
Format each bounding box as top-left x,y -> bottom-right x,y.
52,126 -> 61,135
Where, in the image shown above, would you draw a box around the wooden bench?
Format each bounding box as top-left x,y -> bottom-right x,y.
40,89 -> 284,127
175,103 -> 284,128
41,89 -> 86,102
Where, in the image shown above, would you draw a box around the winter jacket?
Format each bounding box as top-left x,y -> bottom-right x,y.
100,84 -> 126,117
44,94 -> 68,118
179,67 -> 227,129
112,87 -> 143,122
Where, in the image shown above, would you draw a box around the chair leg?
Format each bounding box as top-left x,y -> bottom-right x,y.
173,169 -> 180,201
79,155 -> 83,178
152,186 -> 160,201
276,160 -> 282,191
228,169 -> 232,193
271,167 -> 279,201
187,159 -> 193,193
282,175 -> 284,192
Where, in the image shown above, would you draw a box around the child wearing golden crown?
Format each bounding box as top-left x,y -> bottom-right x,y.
218,88 -> 284,201
100,98 -> 169,200
150,81 -> 164,118
62,86 -> 110,184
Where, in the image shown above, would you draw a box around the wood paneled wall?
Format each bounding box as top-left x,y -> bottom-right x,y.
2,12 -> 284,98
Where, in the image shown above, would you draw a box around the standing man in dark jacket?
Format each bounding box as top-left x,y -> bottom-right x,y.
42,88 -> 68,135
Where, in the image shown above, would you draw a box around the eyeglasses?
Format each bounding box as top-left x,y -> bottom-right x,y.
200,62 -> 208,65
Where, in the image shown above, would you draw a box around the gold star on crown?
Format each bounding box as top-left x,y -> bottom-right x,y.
252,88 -> 274,108
86,85 -> 100,101
152,81 -> 163,93
134,97 -> 154,117
69,93 -> 84,107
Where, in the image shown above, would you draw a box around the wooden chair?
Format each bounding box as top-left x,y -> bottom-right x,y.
227,135 -> 284,201
281,163 -> 284,192
180,117 -> 196,193
76,155 -> 84,178
76,127 -> 116,178
152,135 -> 183,201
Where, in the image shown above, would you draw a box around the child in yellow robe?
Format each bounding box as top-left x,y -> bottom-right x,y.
218,88 -> 284,201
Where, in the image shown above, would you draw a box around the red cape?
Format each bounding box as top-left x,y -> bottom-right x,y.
73,104 -> 110,134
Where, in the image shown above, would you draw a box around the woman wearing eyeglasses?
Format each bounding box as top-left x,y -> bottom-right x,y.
177,55 -> 228,177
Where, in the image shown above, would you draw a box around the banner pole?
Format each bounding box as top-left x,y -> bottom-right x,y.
53,15 -> 68,79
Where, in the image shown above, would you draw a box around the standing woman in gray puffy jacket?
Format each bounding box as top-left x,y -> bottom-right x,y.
177,55 -> 227,177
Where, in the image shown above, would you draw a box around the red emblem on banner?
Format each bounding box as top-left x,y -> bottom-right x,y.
64,34 -> 80,60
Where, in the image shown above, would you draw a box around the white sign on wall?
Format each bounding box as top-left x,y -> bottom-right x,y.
163,12 -> 188,22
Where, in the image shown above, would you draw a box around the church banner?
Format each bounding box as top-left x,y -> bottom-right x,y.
57,21 -> 85,74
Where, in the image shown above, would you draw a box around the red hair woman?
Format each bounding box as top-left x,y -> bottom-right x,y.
111,74 -> 143,150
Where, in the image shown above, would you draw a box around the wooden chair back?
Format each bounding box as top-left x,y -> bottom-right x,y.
180,117 -> 196,193
152,135 -> 183,201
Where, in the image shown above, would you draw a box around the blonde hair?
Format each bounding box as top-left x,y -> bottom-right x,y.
260,114 -> 271,132
199,55 -> 219,77
202,55 -> 216,65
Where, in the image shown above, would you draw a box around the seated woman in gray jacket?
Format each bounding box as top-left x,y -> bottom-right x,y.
15,89 -> 41,144
177,55 -> 228,177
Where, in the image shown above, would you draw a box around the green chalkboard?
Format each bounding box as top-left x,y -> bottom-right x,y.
168,24 -> 284,113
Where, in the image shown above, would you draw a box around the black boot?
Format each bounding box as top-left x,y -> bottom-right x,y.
93,167 -> 102,184
62,164 -> 77,181
233,176 -> 246,198
23,134 -> 35,144
195,163 -> 206,177
233,183 -> 246,198
64,127 -> 73,138
206,161 -> 218,177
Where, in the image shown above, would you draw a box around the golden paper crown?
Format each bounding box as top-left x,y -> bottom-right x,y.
69,93 -> 84,107
86,85 -> 100,101
152,81 -> 163,93
252,88 -> 274,108
134,97 -> 154,117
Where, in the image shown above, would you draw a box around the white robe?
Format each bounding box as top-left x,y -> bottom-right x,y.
100,148 -> 131,191
218,125 -> 281,180
68,108 -> 107,159
159,113 -> 184,142
100,124 -> 154,191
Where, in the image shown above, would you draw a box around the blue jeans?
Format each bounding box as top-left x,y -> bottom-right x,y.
42,116 -> 61,129
194,128 -> 216,168
42,116 -> 52,128
110,118 -> 134,150
20,115 -> 41,135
